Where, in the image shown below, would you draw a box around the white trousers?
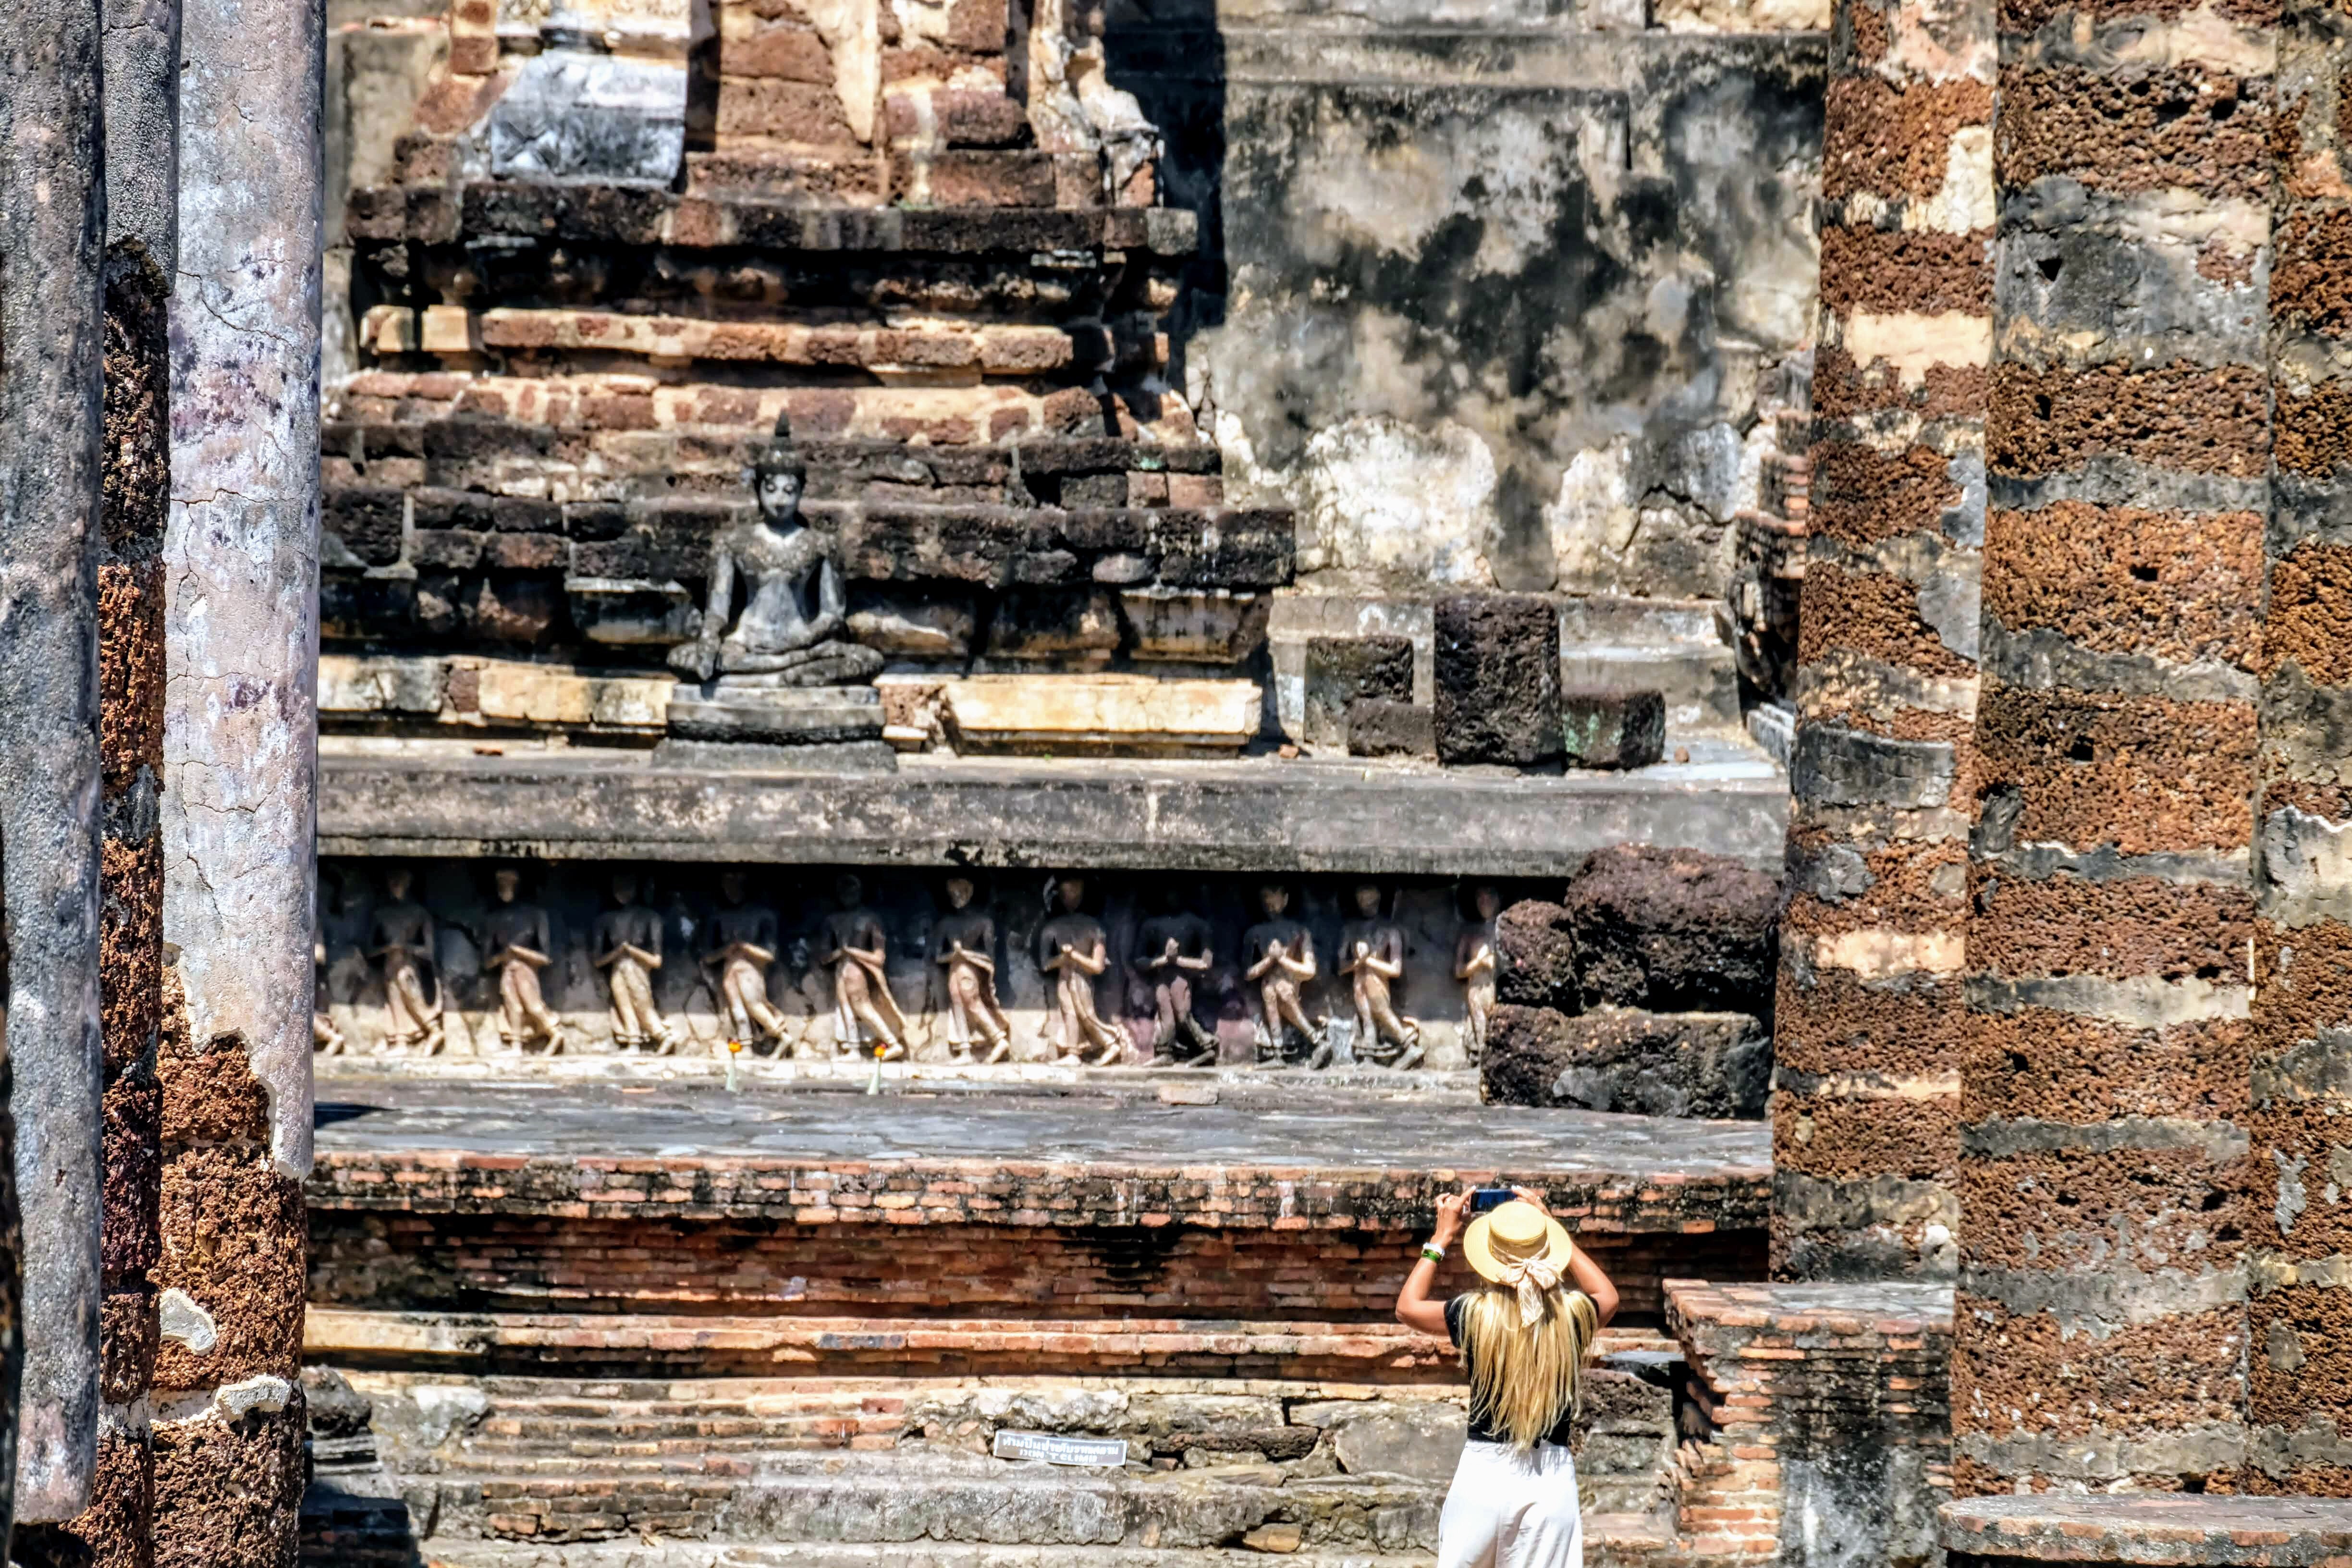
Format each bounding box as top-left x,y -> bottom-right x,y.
1436,1439 -> 1583,1568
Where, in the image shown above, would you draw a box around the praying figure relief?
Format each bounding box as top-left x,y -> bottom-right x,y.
931,876 -> 1011,1064
313,933 -> 345,1056
1242,882 -> 1325,1068
314,876 -> 346,1055
1340,881 -> 1423,1069
595,873 -> 679,1054
1455,884 -> 1501,1062
1038,876 -> 1123,1065
1131,885 -> 1217,1066
481,867 -> 568,1054
705,871 -> 791,1053
369,867 -> 446,1055
668,412 -> 883,690
822,874 -> 906,1060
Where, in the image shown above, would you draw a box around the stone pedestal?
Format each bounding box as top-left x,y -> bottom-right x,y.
662,685 -> 895,772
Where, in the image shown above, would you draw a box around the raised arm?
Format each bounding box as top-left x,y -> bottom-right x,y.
1396,1186 -> 1471,1338
1513,1186 -> 1618,1327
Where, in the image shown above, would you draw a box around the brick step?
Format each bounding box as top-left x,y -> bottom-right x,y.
345,1367 -> 1674,1549
358,1370 -> 1672,1464
330,371 -> 1115,450
361,306 -> 1087,379
410,1544 -> 1553,1568
311,1311 -> 1680,1381
347,181 -> 1200,258
398,1439 -> 1673,1503
399,1449 -> 1676,1552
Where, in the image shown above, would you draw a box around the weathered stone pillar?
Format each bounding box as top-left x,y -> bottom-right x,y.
1770,0 -> 1992,1281
2249,0 -> 2352,1495
1952,0 -> 2273,1492
29,1 -> 185,1562
157,0 -> 322,1556
1,0 -> 112,1532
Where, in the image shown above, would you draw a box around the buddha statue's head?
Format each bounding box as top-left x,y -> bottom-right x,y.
752,410 -> 808,526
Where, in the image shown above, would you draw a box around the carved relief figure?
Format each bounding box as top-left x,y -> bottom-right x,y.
369,867 -> 446,1055
705,870 -> 792,1054
314,875 -> 346,1055
1130,885 -> 1217,1066
1038,875 -> 1123,1065
313,934 -> 345,1055
1340,881 -> 1423,1069
595,873 -> 679,1054
482,867 -> 568,1054
668,413 -> 883,689
822,873 -> 906,1060
931,876 -> 1011,1064
1455,883 -> 1501,1062
1241,882 -> 1325,1067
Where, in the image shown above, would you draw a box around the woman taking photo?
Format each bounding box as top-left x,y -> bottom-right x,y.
1396,1185 -> 1620,1568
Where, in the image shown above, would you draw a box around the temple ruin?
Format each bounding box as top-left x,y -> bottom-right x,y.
5,0 -> 2352,1560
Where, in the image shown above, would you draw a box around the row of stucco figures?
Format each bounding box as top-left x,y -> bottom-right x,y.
322,870 -> 1507,1068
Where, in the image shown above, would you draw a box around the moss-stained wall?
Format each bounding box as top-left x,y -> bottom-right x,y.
1115,0 -> 1826,600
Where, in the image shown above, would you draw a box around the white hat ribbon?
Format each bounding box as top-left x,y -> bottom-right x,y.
1497,1252 -> 1562,1327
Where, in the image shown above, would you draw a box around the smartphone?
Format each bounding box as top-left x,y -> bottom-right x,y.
1470,1187 -> 1515,1214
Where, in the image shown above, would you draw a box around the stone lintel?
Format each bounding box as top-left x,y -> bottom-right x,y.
306,1084 -> 1771,1232
1942,1495 -> 2352,1566
308,1145 -> 1769,1233
318,744 -> 1788,875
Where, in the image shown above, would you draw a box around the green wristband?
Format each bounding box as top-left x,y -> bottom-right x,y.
1420,1243 -> 1446,1264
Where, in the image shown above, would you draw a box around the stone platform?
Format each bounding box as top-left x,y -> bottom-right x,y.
309,1078 -> 1771,1235
317,736 -> 1787,874
1943,1498 -> 2352,1568
301,1081 -> 1769,1566
313,1054 -> 1476,1094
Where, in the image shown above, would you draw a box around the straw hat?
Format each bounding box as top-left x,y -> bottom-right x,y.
1462,1200 -> 1574,1285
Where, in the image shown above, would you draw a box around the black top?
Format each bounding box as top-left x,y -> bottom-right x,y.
1446,1292 -> 1589,1448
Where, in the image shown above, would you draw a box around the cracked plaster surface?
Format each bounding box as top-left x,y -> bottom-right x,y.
165,0 -> 322,1180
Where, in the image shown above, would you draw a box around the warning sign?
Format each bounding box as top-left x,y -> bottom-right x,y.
991,1430 -> 1130,1467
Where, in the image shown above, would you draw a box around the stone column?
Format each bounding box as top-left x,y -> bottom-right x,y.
1770,0 -> 1992,1281
1,0 -> 111,1531
1952,0 -> 2273,1492
157,0 -> 322,1556
33,1 -> 184,1562
2249,0 -> 2352,1495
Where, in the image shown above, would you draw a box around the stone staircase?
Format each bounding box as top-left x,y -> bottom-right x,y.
341,1367 -> 1676,1559
297,1083 -> 1766,1567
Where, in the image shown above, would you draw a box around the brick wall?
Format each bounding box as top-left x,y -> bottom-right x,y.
308,1148 -> 1771,1236
1667,1281 -> 1952,1568
1953,0 -> 2271,1493
2249,0 -> 2352,1498
311,1210 -> 1767,1326
1768,0 -> 1991,1283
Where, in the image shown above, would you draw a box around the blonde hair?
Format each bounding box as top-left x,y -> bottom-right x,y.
1458,1283 -> 1600,1449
